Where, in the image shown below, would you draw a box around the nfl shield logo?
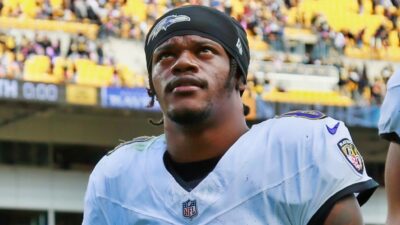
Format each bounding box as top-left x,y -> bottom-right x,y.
182,199 -> 198,219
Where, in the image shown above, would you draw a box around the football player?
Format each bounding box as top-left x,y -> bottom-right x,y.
83,5 -> 378,224
378,70 -> 400,225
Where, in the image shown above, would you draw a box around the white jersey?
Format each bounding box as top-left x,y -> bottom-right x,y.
379,71 -> 400,143
83,111 -> 377,225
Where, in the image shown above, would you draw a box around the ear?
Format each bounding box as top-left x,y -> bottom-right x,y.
235,72 -> 247,93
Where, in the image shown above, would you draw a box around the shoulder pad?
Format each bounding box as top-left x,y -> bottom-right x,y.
107,136 -> 155,156
275,110 -> 327,120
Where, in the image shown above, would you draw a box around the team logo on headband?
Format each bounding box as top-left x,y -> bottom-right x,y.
147,15 -> 191,45
236,38 -> 243,55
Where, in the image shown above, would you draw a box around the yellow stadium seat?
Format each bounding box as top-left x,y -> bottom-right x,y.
74,59 -> 94,71
117,64 -> 140,87
375,5 -> 385,16
231,0 -> 244,18
389,30 -> 399,47
20,0 -> 38,18
50,0 -> 63,9
23,55 -> 52,83
128,0 -> 146,22
386,46 -> 400,61
295,0 -> 391,57
3,0 -> 18,10
286,7 -> 299,26
53,66 -> 64,81
248,35 -> 268,52
263,89 -> 353,107
362,0 -> 373,14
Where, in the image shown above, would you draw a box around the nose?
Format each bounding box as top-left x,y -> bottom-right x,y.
171,50 -> 199,75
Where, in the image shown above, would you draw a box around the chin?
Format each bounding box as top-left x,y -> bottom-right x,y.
167,104 -> 212,125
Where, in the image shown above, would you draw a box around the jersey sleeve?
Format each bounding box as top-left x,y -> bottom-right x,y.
378,72 -> 400,144
305,119 -> 378,224
82,165 -> 108,225
81,137 -> 156,225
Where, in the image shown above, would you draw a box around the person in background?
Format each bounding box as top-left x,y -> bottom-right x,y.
378,70 -> 400,225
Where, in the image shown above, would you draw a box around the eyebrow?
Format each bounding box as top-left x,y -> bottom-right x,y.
154,39 -> 221,54
154,44 -> 175,55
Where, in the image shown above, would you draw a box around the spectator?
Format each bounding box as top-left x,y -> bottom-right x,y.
334,30 -> 346,54
392,0 -> 400,7
71,0 -> 88,20
357,65 -> 371,105
372,24 -> 390,49
86,0 -> 101,24
371,76 -> 386,105
355,28 -> 366,48
358,0 -> 364,13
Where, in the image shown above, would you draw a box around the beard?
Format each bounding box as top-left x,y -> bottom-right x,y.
166,102 -> 213,125
162,59 -> 237,125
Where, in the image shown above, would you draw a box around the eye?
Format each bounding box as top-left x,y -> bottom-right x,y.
200,46 -> 214,53
200,47 -> 212,53
155,52 -> 174,63
199,46 -> 214,55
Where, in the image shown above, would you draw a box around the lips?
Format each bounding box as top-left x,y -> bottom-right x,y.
166,76 -> 207,93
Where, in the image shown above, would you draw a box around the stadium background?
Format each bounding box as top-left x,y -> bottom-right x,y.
0,0 -> 397,224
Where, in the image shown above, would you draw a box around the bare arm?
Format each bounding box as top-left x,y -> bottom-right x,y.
323,195 -> 363,225
385,142 -> 400,225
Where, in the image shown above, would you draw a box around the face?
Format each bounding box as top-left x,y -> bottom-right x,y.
151,35 -> 236,125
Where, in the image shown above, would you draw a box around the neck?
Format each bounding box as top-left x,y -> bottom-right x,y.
164,101 -> 249,163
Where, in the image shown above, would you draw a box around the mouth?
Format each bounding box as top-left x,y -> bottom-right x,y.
166,76 -> 207,94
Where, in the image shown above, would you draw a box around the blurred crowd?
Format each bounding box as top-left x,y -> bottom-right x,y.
336,62 -> 393,106
0,32 -> 115,84
245,57 -> 394,107
0,1 -> 395,44
1,0 -> 400,58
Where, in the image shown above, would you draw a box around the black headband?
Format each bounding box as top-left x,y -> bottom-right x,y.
144,5 -> 250,82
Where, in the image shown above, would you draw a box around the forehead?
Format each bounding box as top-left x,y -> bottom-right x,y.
154,35 -> 225,51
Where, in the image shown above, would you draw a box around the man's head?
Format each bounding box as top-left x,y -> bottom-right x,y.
144,5 -> 250,125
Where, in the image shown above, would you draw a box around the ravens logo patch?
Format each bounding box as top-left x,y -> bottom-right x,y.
337,138 -> 364,175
